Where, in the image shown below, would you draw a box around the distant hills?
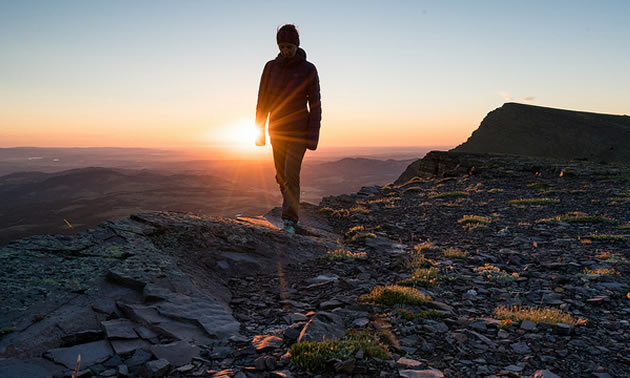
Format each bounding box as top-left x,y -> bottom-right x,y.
453,103 -> 630,163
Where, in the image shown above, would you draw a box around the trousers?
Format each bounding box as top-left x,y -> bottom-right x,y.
271,137 -> 307,223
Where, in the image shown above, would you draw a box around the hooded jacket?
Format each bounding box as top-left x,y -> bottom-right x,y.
256,48 -> 321,150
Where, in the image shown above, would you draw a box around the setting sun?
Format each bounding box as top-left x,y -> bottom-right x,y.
214,118 -> 268,152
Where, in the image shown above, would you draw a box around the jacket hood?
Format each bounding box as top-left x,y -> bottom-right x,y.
275,47 -> 307,65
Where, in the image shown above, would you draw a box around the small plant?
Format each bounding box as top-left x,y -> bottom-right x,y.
458,215 -> 491,232
290,329 -> 390,373
597,251 -> 628,264
495,305 -> 585,326
487,188 -> 504,193
578,267 -> 620,280
397,267 -> 440,288
361,285 -> 431,306
350,206 -> 370,215
325,248 -> 367,261
405,251 -> 435,270
398,308 -> 416,321
414,242 -> 441,253
537,212 -> 617,224
498,319 -> 513,329
346,232 -> 376,244
0,327 -> 15,337
473,264 -> 518,282
443,248 -> 467,258
527,182 -> 549,190
319,207 -> 351,217
609,197 -> 630,205
345,225 -> 365,236
418,309 -> 446,319
429,191 -> 469,199
509,198 -> 560,206
402,186 -> 423,194
588,234 -> 627,242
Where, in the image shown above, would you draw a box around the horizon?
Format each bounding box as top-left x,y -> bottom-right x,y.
2,1 -> 630,151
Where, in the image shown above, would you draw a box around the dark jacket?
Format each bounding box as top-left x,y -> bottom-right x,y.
256,48 -> 321,150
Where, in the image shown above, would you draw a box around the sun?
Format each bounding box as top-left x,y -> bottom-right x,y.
215,118 -> 268,151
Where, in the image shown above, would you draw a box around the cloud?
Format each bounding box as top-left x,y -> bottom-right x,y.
522,96 -> 535,103
498,91 -> 513,102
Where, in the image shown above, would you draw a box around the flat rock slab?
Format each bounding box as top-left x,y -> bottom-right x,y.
150,340 -> 200,367
297,311 -> 345,343
110,338 -> 151,355
46,340 -> 113,369
399,369 -> 445,378
101,319 -> 139,339
0,358 -> 65,378
251,335 -> 284,352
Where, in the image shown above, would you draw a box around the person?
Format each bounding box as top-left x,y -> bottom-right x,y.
255,24 -> 321,233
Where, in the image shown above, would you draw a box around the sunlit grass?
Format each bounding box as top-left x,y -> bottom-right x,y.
429,191 -> 469,199
324,248 -> 367,261
397,267 -> 439,288
291,329 -> 390,373
443,248 -> 467,258
509,198 -> 560,206
361,285 -> 431,306
495,305 -> 585,326
578,267 -> 620,280
474,264 -> 518,282
588,234 -> 627,242
536,212 -> 618,224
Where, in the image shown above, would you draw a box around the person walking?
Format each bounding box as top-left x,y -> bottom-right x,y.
255,24 -> 321,233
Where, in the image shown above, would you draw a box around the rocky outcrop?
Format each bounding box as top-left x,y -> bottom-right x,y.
453,102 -> 630,163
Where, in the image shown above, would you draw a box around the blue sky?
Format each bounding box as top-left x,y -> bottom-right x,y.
1,0 -> 629,149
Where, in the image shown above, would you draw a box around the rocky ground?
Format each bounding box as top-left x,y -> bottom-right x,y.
1,152 -> 630,377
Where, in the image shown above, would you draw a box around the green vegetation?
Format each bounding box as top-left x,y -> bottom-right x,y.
397,267 -> 439,288
319,207 -> 350,217
527,182 -> 549,190
429,191 -> 469,199
495,305 -> 585,326
397,308 -> 445,321
597,251 -> 628,264
509,198 -> 560,206
443,248 -> 467,258
325,248 -> 367,261
291,329 -> 390,373
578,267 -> 620,280
609,197 -> 630,205
414,242 -> 441,253
458,215 -> 491,232
402,186 -> 423,194
498,319 -> 513,329
473,264 -> 518,282
588,234 -> 627,242
361,285 -> 431,306
405,250 -> 435,270
537,212 -> 618,224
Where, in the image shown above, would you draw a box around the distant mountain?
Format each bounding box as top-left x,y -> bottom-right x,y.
452,103 -> 630,162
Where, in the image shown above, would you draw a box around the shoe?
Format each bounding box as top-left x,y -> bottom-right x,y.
283,219 -> 296,234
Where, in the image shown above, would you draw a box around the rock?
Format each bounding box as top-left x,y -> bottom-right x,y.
283,323 -> 303,342
520,320 -> 537,331
352,317 -> 370,328
511,342 -> 531,354
297,311 -> 345,343
399,369 -> 445,378
110,338 -> 151,355
334,358 -> 355,373
397,357 -> 424,368
150,340 -> 201,367
101,319 -> 139,339
555,323 -> 572,336
46,340 -> 114,369
124,348 -> 153,367
283,313 -> 307,324
532,369 -> 561,378
145,358 -> 170,378
118,364 -> 129,377
0,358 -> 65,378
320,299 -> 344,310
252,335 -> 284,352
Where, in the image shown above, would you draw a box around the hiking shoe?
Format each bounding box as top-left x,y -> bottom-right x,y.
283,220 -> 296,234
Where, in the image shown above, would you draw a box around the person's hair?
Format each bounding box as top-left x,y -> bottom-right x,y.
276,24 -> 300,46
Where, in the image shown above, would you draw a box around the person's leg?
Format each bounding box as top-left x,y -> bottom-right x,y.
271,138 -> 288,197
282,141 -> 307,223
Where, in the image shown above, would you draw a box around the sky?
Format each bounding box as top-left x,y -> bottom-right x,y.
1,0 -> 629,154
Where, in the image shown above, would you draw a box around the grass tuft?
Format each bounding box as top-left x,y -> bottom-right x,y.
361,285 -> 431,306
290,329 -> 390,373
509,198 -> 560,206
397,267 -> 439,288
325,248 -> 367,261
495,305 -> 585,326
588,234 -> 627,242
536,212 -> 617,224
443,248 -> 468,258
429,191 -> 469,199
474,264 -> 518,282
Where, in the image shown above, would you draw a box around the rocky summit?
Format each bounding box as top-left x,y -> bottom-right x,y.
2,151 -> 630,378
452,103 -> 630,163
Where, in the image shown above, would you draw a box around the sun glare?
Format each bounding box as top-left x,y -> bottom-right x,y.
214,118 -> 269,153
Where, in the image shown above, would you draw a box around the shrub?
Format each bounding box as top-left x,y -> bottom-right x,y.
495,305 -> 585,326
291,329 -> 390,373
361,285 -> 431,306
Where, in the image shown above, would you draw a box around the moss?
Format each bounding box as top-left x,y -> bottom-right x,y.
290,329 -> 390,373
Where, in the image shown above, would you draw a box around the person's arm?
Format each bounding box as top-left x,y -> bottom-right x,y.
255,62 -> 272,146
306,66 -> 321,150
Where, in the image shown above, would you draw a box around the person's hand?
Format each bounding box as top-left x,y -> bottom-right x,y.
255,129 -> 265,146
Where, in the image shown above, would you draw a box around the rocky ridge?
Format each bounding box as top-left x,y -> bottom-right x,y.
1,151 -> 630,377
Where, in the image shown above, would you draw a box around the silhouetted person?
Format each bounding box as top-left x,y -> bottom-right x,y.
256,24 -> 321,233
